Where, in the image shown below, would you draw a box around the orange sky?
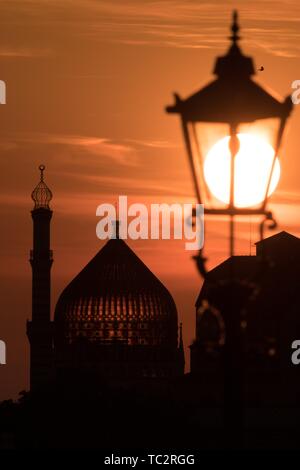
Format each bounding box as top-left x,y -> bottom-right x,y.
1,0 -> 300,399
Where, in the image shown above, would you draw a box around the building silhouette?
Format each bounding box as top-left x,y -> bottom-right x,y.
190,231 -> 300,410
19,166 -> 300,450
27,167 -> 184,392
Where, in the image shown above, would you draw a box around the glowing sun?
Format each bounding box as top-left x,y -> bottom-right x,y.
203,133 -> 280,208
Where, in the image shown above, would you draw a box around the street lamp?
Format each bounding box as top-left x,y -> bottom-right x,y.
166,10 -> 293,270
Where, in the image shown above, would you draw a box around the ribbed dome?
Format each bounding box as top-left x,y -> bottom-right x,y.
31,165 -> 52,209
54,238 -> 178,348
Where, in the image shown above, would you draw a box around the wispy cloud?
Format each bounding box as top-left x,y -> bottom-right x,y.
125,139 -> 180,149
0,132 -> 181,165
75,0 -> 300,56
1,133 -> 139,166
0,47 -> 52,58
1,0 -> 300,56
41,134 -> 138,166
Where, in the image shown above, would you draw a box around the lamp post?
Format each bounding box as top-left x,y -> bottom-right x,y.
166,10 -> 293,448
166,10 -> 293,272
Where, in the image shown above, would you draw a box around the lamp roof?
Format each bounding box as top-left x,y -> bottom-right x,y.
166,11 -> 293,123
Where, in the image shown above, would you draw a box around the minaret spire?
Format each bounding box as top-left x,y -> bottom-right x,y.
112,200 -> 121,239
40,164 -> 44,181
229,10 -> 241,46
27,165 -> 54,391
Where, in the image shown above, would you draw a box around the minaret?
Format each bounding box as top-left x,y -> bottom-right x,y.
27,165 -> 53,392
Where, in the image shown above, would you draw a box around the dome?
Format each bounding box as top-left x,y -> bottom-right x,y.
54,238 -> 178,348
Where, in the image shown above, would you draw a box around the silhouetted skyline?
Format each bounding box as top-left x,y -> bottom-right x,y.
1,0 -> 300,401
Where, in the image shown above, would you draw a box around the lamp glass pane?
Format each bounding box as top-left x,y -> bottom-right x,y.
238,118 -> 279,153
238,117 -> 282,208
192,118 -> 282,209
192,122 -> 230,209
